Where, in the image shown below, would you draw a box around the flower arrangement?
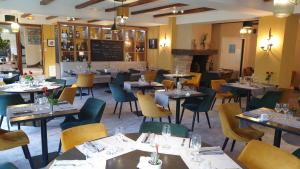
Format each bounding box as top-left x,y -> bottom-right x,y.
200,33 -> 208,49
42,87 -> 58,113
23,71 -> 34,81
149,144 -> 161,166
87,63 -> 92,71
265,71 -> 274,83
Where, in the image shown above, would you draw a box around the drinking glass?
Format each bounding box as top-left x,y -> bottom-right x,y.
190,134 -> 202,161
161,124 -> 171,149
114,127 -> 124,153
282,103 -> 289,119
274,103 -> 282,113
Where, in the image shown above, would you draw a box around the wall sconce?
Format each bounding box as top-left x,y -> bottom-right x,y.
160,33 -> 167,47
260,28 -> 274,52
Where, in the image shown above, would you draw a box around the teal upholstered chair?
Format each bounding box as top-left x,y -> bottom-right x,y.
247,91 -> 282,111
3,75 -> 20,84
154,69 -> 169,83
180,87 -> 216,131
200,72 -> 220,88
111,72 -> 131,86
60,98 -> 106,130
0,162 -> 18,169
293,148 -> 300,159
109,83 -> 138,118
139,122 -> 189,138
0,93 -> 25,129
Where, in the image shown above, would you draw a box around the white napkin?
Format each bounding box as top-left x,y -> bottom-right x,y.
49,159 -> 106,169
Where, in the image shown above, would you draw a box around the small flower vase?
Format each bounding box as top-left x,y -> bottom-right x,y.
50,103 -> 54,115
148,159 -> 162,169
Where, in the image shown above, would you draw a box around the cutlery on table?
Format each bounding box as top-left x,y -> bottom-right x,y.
86,141 -> 104,152
181,139 -> 186,147
142,132 -> 150,143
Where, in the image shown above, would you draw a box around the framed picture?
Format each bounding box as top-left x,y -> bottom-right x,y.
228,44 -> 236,54
149,39 -> 158,49
47,39 -> 55,47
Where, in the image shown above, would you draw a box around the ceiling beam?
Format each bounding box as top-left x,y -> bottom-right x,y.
105,0 -> 159,12
153,7 -> 215,18
75,0 -> 105,9
131,3 -> 187,15
40,0 -> 55,5
21,13 -> 32,18
87,19 -> 101,23
46,16 -> 58,20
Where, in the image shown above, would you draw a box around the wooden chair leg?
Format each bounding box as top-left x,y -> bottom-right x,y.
180,108 -> 185,123
196,112 -> 200,123
168,116 -> 171,123
134,101 -> 139,112
90,88 -> 94,97
58,140 -> 62,153
211,98 -> 216,110
230,140 -> 236,152
22,145 -> 35,169
228,97 -> 232,103
191,112 -> 196,131
113,102 -> 118,114
222,137 -> 229,150
118,102 -> 123,119
143,117 -> 147,122
168,104 -> 171,111
129,102 -> 133,112
205,112 -> 211,128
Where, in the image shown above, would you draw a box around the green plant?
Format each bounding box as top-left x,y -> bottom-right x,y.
0,35 -> 9,50
200,33 -> 208,48
42,87 -> 58,105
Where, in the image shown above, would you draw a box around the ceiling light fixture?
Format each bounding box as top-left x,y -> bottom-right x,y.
240,21 -> 253,37
172,6 -> 184,14
116,0 -> 129,25
273,0 -> 299,18
111,0 -> 119,33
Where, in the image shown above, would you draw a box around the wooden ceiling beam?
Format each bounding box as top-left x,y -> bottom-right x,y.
40,0 -> 55,5
46,16 -> 58,20
87,19 -> 101,23
153,7 -> 215,18
131,3 -> 187,15
75,0 -> 105,9
21,13 -> 32,18
105,0 -> 159,12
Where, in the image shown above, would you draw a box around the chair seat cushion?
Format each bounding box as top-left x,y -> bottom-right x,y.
0,131 -> 29,150
139,122 -> 189,138
234,127 -> 264,141
60,120 -> 95,131
0,162 -> 18,169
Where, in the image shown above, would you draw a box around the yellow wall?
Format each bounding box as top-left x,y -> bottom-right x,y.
254,15 -> 299,87
147,26 -> 160,69
42,25 -> 56,77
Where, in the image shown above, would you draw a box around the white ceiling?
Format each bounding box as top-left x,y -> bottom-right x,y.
0,0 -> 298,26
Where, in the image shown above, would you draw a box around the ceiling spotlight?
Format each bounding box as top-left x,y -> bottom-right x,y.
67,17 -> 76,21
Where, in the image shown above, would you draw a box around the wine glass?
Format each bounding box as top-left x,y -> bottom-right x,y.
115,127 -> 124,151
282,103 -> 289,119
274,103 -> 282,113
161,124 -> 171,149
190,134 -> 202,161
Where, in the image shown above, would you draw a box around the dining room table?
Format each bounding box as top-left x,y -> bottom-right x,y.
222,82 -> 277,108
236,107 -> 300,147
0,81 -> 62,103
46,133 -> 242,169
7,102 -> 80,168
163,73 -> 194,85
124,81 -> 164,94
155,89 -> 207,124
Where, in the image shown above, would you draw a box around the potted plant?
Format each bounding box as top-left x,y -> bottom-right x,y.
0,34 -> 9,55
148,145 -> 162,169
200,33 -> 208,49
42,87 -> 58,114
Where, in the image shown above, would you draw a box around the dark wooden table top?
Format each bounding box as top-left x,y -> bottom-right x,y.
9,104 -> 79,123
126,81 -> 164,89
47,133 -> 190,169
236,113 -> 300,136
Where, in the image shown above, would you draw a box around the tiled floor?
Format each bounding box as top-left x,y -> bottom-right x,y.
0,85 -> 299,169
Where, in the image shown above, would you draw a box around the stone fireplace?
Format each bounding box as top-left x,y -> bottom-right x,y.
172,49 -> 218,73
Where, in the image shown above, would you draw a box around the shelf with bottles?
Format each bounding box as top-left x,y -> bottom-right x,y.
76,51 -> 89,62
61,53 -> 75,62
61,25 -> 75,51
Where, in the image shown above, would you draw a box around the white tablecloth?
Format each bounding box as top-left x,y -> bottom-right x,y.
0,81 -> 60,93
155,90 -> 201,107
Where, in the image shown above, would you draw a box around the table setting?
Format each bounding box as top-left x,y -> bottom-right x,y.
49,125 -> 241,169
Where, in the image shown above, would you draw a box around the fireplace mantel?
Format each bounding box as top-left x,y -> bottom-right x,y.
172,49 -> 218,56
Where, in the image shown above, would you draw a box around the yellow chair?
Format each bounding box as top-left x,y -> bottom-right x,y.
218,103 -> 264,152
182,72 -> 202,90
143,70 -> 156,82
137,92 -> 172,123
0,129 -> 34,169
74,73 -> 95,99
60,123 -> 108,152
58,86 -> 77,104
211,79 -> 233,109
161,80 -> 175,91
238,140 -> 300,169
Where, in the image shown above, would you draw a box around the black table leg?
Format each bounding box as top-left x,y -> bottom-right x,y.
176,77 -> 180,85
41,119 -> 49,166
273,129 -> 282,147
246,91 -> 251,109
175,99 -> 181,124
29,93 -> 35,103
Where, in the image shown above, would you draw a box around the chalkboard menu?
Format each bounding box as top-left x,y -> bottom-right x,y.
91,40 -> 124,61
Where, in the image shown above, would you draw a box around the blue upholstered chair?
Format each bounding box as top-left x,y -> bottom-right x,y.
60,98 -> 106,130
139,122 -> 189,138
154,69 -> 170,83
0,93 -> 25,129
180,87 -> 216,131
293,148 -> 300,159
0,162 -> 18,169
247,91 -> 282,111
111,72 -> 131,86
109,83 -> 138,118
200,72 -> 220,88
